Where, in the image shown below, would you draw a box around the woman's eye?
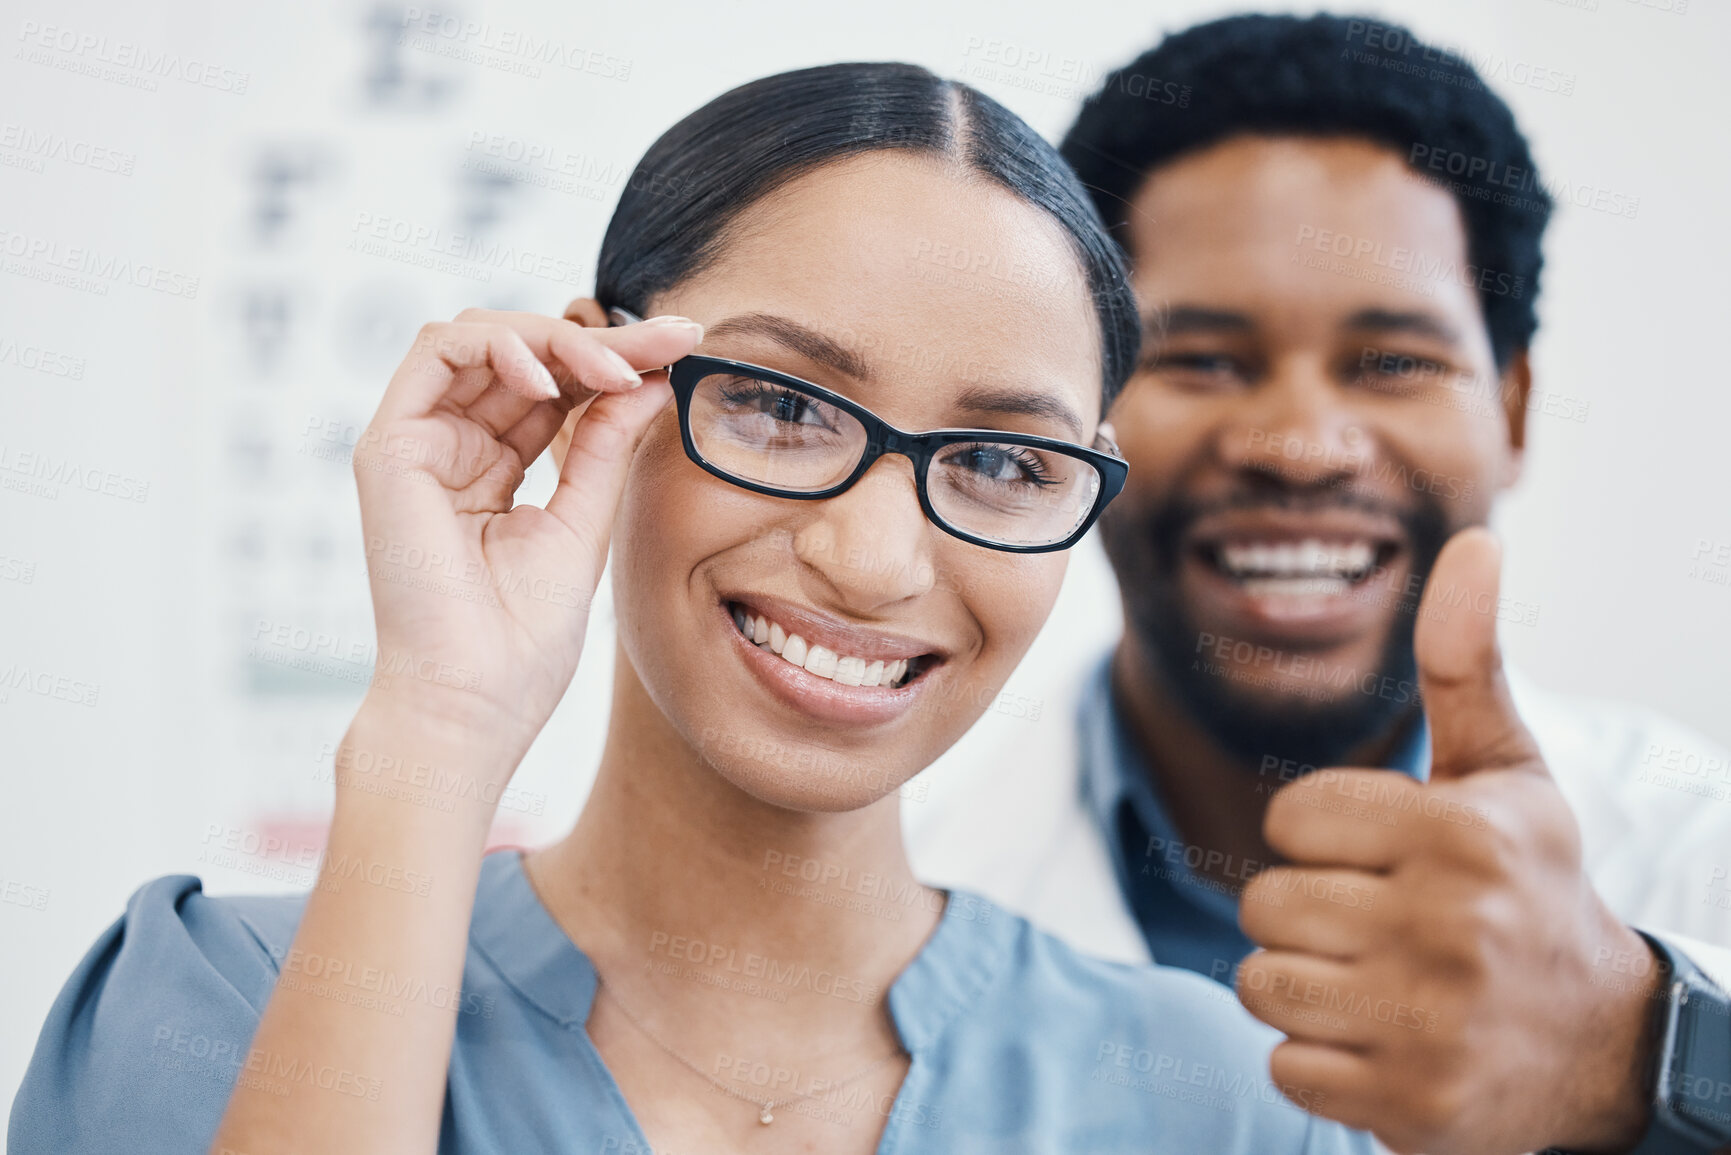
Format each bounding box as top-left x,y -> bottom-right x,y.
961,447 -> 1016,480
947,445 -> 1052,485
764,390 -> 816,424
721,383 -> 830,427
766,392 -> 810,423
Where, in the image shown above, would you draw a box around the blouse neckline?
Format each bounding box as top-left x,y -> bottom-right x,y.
466,848 -> 1014,1056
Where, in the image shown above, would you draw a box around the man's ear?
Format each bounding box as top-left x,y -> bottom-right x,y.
563,297 -> 609,327
549,298 -> 612,469
1496,348 -> 1532,489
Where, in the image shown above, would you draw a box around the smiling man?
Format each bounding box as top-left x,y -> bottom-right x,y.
908,13 -> 1731,1155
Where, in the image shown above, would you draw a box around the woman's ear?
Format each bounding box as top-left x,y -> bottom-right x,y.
563,297 -> 609,327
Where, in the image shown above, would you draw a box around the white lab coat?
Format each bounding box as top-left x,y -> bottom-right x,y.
905,645 -> 1731,990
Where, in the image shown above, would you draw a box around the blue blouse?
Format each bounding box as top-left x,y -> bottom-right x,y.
10,849 -> 1374,1154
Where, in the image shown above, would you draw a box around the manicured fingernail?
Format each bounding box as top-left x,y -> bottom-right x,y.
531,359 -> 561,398
641,315 -> 704,337
603,346 -> 643,388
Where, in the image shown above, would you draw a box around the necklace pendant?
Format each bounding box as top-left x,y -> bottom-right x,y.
758,1105 -> 774,1125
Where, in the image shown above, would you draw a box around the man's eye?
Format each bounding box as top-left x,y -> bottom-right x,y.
1369,358 -> 1447,376
1351,352 -> 1453,393
1146,351 -> 1247,389
1169,353 -> 1235,372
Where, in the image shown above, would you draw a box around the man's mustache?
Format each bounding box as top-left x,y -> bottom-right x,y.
1136,486 -> 1435,572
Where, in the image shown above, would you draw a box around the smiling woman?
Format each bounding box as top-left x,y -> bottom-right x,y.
11,64 -> 1372,1155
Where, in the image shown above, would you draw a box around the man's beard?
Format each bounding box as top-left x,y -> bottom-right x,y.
1101,485 -> 1453,771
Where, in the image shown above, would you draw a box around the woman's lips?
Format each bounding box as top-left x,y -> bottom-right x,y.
727,592 -> 939,665
717,599 -> 939,727
730,603 -> 912,688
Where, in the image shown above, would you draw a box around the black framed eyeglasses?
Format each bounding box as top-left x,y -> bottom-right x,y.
609,308 -> 1128,553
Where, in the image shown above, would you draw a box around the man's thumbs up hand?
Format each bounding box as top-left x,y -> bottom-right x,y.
1413,528 -> 1545,783
1236,528 -> 1661,1155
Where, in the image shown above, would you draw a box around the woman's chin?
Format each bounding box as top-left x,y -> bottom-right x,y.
693,735 -> 923,815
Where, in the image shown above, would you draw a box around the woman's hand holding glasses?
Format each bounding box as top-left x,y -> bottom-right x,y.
352,308 -> 703,785
212,308 -> 700,1155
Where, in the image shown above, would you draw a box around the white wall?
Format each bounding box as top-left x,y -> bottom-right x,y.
3,0 -> 1725,1119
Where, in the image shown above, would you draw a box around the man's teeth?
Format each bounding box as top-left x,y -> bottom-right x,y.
1240,575 -> 1352,598
731,606 -> 911,688
1217,539 -> 1377,584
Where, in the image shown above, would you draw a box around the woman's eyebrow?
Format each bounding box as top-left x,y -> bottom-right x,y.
704,312 -> 1085,439
949,386 -> 1084,440
703,313 -> 872,381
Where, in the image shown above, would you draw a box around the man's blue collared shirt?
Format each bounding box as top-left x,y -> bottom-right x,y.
1079,655 -> 1430,983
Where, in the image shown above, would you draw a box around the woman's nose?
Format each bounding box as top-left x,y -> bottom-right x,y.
792,454 -> 937,612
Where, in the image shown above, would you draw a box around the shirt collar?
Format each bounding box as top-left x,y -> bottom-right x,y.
469,849 -> 598,1029
1077,654 -> 1160,872
1392,707 -> 1433,781
468,849 -> 1015,1054
1078,651 -> 1433,864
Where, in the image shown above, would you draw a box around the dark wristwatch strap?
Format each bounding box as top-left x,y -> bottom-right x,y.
1546,934 -> 1731,1155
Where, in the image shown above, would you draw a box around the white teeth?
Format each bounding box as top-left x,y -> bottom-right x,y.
1241,576 -> 1352,598
1218,538 -> 1379,582
803,644 -> 839,679
730,606 -> 919,689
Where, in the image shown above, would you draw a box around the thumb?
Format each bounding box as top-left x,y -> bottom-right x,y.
1413,527 -> 1544,781
543,376 -> 673,565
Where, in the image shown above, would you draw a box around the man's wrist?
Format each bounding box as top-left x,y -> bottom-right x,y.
1557,922 -> 1667,1153
1633,934 -> 1731,1155
1547,929 -> 1731,1155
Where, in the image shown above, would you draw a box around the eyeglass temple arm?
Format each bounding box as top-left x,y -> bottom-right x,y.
606,306 -> 687,375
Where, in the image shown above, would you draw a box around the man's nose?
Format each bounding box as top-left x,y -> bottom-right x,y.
792,454 -> 937,613
1215,358 -> 1374,486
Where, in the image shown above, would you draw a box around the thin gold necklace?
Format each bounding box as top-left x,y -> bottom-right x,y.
595,975 -> 906,1126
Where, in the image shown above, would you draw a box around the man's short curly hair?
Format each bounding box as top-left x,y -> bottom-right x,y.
1060,12 -> 1552,369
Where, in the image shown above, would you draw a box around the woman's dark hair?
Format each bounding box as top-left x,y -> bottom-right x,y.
1060,13 -> 1551,371
596,62 -> 1139,414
